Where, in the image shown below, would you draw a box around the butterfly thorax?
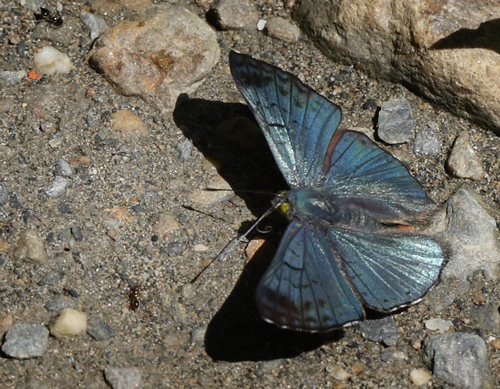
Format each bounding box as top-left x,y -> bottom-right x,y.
281,188 -> 349,226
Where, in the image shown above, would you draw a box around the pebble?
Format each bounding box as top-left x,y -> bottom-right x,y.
0,182 -> 8,205
361,98 -> 378,110
71,225 -> 84,241
265,17 -> 301,42
469,303 -> 500,333
424,318 -> 453,333
39,270 -> 65,285
445,131 -> 486,180
45,295 -> 77,311
87,320 -> 116,341
155,213 -> 180,239
104,366 -> 142,389
377,97 -> 415,144
13,229 -> 47,263
257,19 -> 267,31
0,70 -> 27,85
176,138 -> 194,163
1,323 -> 49,359
34,46 -> 72,75
50,308 -> 88,338
413,122 -> 442,156
0,313 -> 14,338
80,10 -> 108,40
56,158 -> 74,177
190,324 -> 207,346
45,176 -> 69,198
423,332 -> 492,388
358,316 -> 399,346
109,109 -> 149,141
194,243 -> 209,252
208,0 -> 259,31
409,368 -> 432,386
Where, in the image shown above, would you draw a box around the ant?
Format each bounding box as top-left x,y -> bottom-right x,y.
34,7 -> 63,28
129,284 -> 141,311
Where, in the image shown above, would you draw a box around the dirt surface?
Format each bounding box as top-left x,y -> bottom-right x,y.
1,0 -> 499,387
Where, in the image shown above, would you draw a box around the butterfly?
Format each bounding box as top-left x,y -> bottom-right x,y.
228,51 -> 445,332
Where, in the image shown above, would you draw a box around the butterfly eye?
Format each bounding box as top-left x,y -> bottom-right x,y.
279,201 -> 291,215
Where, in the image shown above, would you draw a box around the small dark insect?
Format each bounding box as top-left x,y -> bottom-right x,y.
129,285 -> 140,310
34,7 -> 63,27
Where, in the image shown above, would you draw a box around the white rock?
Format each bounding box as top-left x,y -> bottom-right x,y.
34,46 -> 72,75
50,308 -> 87,338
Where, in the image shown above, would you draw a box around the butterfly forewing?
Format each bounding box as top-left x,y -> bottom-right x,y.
256,220 -> 364,332
323,131 -> 434,223
327,227 -> 443,311
229,51 -> 342,188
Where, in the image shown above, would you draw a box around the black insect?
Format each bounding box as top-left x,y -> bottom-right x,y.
34,7 -> 63,27
129,285 -> 140,311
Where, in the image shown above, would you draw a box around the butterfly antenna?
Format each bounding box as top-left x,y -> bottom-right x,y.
190,200 -> 283,283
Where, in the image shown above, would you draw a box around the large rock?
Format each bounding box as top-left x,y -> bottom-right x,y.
89,5 -> 220,114
293,1 -> 500,133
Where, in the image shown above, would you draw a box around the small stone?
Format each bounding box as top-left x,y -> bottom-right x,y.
208,0 -> 259,31
39,270 -> 65,285
104,366 -> 142,389
80,10 -> 108,40
87,320 -> 116,341
0,314 -> 14,339
50,308 -> 88,338
1,323 -> 49,359
409,368 -> 432,386
34,46 -> 72,75
190,324 -> 207,346
71,225 -> 84,241
265,17 -> 301,42
194,243 -> 208,252
109,109 -> 149,140
446,131 -> 486,180
413,122 -> 442,156
361,98 -> 378,110
155,213 -> 180,239
176,139 -> 194,162
13,229 -> 47,263
358,316 -> 399,346
0,70 -> 27,85
45,295 -> 77,311
257,19 -> 267,31
45,176 -> 69,198
377,97 -> 415,144
329,366 -> 351,382
423,332 -> 492,388
424,318 -> 453,333
56,158 -> 74,177
0,183 -> 8,206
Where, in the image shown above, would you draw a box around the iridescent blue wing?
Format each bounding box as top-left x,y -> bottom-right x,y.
322,130 -> 434,223
256,220 -> 364,332
229,51 -> 341,188
327,227 -> 443,311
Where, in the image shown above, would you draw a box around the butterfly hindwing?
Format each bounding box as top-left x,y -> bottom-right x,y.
322,130 -> 434,223
229,51 -> 342,188
256,220 -> 364,332
327,227 -> 443,311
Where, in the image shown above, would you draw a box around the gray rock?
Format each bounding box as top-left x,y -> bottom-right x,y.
176,139 -> 194,163
413,122 -> 442,156
430,185 -> 500,284
1,323 -> 49,359
39,270 -> 65,285
446,131 -> 486,180
208,0 -> 259,31
0,182 -> 8,205
469,303 -> 500,333
293,0 -> 500,133
423,332 -> 493,388
56,158 -> 74,177
45,176 -> 69,198
89,5 -> 220,114
377,97 -> 415,144
0,70 -> 27,85
358,316 -> 399,346
80,11 -> 108,40
71,225 -> 83,241
87,320 -> 116,341
266,17 -> 301,42
45,295 -> 77,311
104,366 -> 142,389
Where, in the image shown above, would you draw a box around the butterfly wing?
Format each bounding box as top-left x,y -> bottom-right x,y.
255,219 -> 364,332
229,51 -> 342,188
327,226 -> 444,311
322,130 -> 435,223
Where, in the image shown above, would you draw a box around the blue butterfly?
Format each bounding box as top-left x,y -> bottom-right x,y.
228,51 -> 444,332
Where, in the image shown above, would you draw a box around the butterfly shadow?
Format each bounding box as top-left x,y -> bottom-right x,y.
429,18 -> 500,55
203,239 -> 344,362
